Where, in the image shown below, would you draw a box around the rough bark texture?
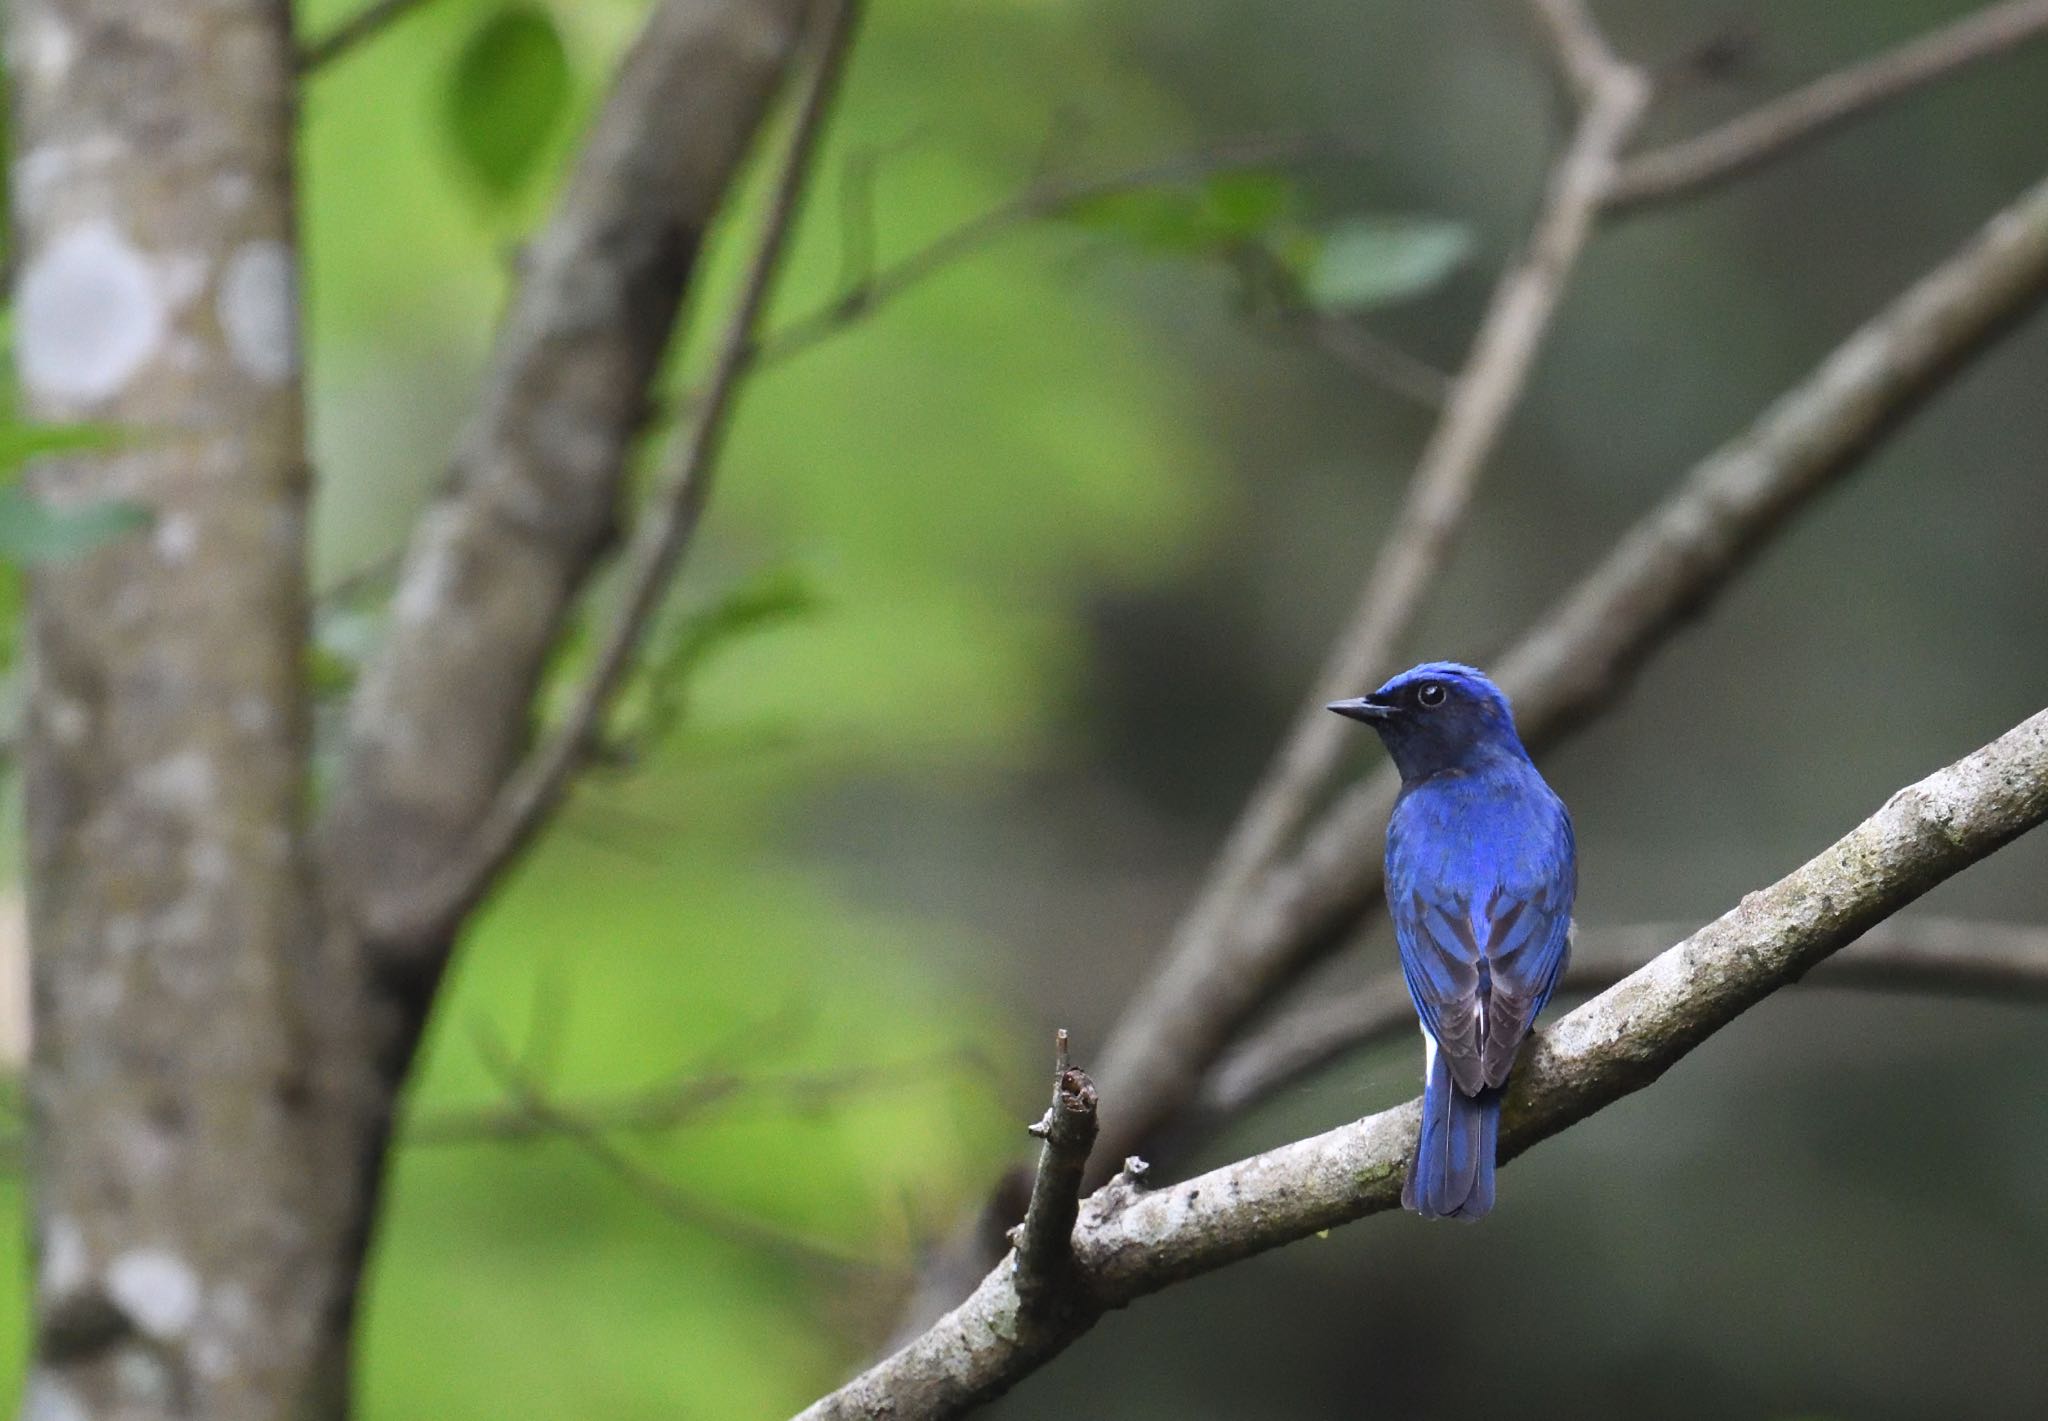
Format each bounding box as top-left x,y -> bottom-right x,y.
797,707 -> 2048,1420
9,2 -> 326,1417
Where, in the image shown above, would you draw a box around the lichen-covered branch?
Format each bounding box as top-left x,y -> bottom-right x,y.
9,3 -> 324,1416
1608,0 -> 2048,212
1201,916 -> 2048,1116
796,707 -> 2048,1421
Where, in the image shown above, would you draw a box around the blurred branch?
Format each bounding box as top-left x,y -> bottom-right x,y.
1290,314 -> 1452,408
350,0 -> 862,946
296,0 -> 441,73
1202,916 -> 2048,1117
404,1044 -> 989,1146
472,1031 -> 889,1276
1609,0 -> 2048,211
796,708 -> 2048,1419
1009,1032 -> 1099,1317
1085,0 -> 1646,1184
1522,0 -> 1633,106
746,131 -> 1369,374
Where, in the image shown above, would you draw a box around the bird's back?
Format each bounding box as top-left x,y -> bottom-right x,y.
1386,753 -> 1576,1093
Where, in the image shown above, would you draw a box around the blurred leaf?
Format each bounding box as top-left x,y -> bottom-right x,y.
445,4 -> 571,197
1297,215 -> 1472,312
612,566 -> 824,758
0,420 -> 123,475
1064,171 -> 1295,255
306,643 -> 360,699
661,566 -> 822,676
0,487 -> 148,564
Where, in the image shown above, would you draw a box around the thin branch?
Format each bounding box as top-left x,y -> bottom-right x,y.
361,0 -> 863,944
1290,313 -> 1453,409
1609,0 -> 2048,211
471,1032 -> 887,1276
746,131 -> 1368,374
296,0 -> 440,74
1009,1031 -> 1099,1316
1085,160 -> 2048,1176
796,706 -> 2048,1419
402,1044 -> 989,1146
1202,916 -> 2048,1117
1085,7 -> 1647,1181
1523,0 -> 1633,107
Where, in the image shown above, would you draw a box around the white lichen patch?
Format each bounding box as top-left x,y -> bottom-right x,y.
185,840 -> 233,886
217,240 -> 299,385
135,750 -> 215,811
13,149 -> 71,219
17,221 -> 167,404
153,512 -> 199,565
213,171 -> 255,213
39,696 -> 91,749
392,518 -> 462,626
157,252 -> 210,312
14,11 -> 77,89
104,914 -> 145,959
39,1216 -> 89,1296
231,694 -> 275,736
105,1248 -> 201,1339
20,1372 -> 89,1421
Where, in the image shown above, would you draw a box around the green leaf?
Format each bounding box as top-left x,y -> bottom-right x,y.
446,5 -> 572,197
1298,216 -> 1473,312
608,566 -> 824,757
1064,171 -> 1295,255
0,487 -> 149,564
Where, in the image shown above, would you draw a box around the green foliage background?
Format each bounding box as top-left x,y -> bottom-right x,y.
6,1 -> 2048,1418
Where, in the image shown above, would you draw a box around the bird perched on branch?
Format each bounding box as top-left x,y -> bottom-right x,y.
1328,662 -> 1575,1220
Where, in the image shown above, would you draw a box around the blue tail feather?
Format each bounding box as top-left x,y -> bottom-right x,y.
1405,1041 -> 1499,1221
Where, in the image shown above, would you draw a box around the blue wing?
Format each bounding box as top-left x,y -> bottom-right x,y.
1387,780 -> 1575,1094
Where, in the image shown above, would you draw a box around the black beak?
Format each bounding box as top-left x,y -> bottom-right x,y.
1326,696 -> 1395,724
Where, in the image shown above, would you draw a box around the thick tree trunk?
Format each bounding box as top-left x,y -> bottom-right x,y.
7,3 -> 340,1417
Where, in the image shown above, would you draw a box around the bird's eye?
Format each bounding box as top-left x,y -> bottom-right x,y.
1416,682 -> 1447,709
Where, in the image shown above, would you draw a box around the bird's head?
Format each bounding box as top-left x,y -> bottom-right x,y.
1326,661 -> 1524,781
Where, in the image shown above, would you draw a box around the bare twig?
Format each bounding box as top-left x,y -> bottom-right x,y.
403,1044 -> 988,1145
1086,161 -> 2048,1176
1086,1 -> 1647,1182
471,1031 -> 886,1275
1291,314 -> 1453,408
795,707 -> 2048,1419
1202,916 -> 2048,1116
296,0 -> 440,73
1523,0 -> 1633,106
747,131 -> 1367,374
1010,1031 -> 1099,1316
1609,0 -> 2048,211
362,0 -> 863,944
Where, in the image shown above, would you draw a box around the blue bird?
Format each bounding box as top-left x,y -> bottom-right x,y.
1328,662 -> 1575,1220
